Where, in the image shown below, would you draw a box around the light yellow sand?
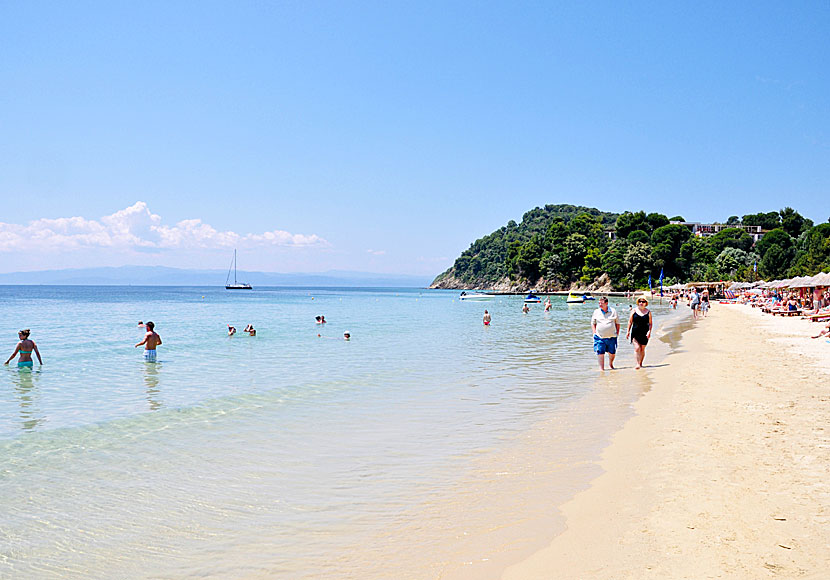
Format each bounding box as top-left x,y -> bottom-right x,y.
503,304 -> 830,579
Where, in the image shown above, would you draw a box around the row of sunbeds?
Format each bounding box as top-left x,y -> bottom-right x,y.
751,297 -> 830,321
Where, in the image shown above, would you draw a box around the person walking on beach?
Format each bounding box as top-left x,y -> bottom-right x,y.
4,329 -> 43,368
690,288 -> 701,320
591,297 -> 619,371
135,321 -> 162,362
701,289 -> 710,317
483,310 -> 491,326
626,296 -> 652,369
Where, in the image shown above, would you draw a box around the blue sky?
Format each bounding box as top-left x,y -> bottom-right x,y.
1,1 -> 828,275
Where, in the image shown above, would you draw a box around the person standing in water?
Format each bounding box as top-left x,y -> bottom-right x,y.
4,329 -> 43,368
483,310 -> 491,326
591,297 -> 619,371
135,321 -> 162,362
626,296 -> 653,369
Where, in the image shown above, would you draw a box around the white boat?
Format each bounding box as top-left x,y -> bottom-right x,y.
566,294 -> 584,304
459,292 -> 494,301
524,294 -> 541,303
225,250 -> 252,290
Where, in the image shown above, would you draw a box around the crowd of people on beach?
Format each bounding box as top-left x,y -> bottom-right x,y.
486,288 -> 721,371
12,284 -> 826,372
736,287 -> 830,341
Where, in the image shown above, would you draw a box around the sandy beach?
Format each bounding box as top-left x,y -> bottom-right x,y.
504,303 -> 830,579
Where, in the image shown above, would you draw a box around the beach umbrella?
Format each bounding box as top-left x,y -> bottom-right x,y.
789,276 -> 815,288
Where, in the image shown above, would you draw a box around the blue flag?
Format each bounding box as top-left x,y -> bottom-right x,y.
659,268 -> 664,296
754,261 -> 757,273
648,274 -> 652,289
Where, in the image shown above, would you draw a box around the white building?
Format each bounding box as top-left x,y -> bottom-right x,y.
670,222 -> 764,243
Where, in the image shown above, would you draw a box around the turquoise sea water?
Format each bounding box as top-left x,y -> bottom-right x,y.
0,286 -> 684,578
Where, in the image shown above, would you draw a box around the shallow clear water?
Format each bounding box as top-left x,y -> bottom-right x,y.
0,286 -> 683,578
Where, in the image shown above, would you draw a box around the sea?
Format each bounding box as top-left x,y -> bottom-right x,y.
0,286 -> 690,579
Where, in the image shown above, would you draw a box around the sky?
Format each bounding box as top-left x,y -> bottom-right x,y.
1,1 -> 828,276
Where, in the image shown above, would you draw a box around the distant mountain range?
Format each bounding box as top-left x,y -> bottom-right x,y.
0,266 -> 431,287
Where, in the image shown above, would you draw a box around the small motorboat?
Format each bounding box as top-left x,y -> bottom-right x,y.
524,293 -> 541,303
582,294 -> 596,301
566,294 -> 584,304
460,291 -> 494,301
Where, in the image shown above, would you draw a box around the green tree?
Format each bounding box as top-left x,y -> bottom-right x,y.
788,223 -> 830,275
726,215 -> 741,225
646,212 -> 670,232
624,242 -> 652,288
515,236 -> 544,281
539,251 -> 563,282
669,215 -> 686,222
715,248 -> 756,279
615,211 -> 650,239
562,233 -> 590,279
581,247 -> 604,284
760,244 -> 793,279
679,236 -> 716,280
601,240 -> 628,287
755,228 -> 793,257
568,213 -> 606,247
708,227 -> 753,254
627,230 -> 650,244
779,207 -> 813,238
742,211 -> 780,230
651,224 -> 692,279
544,218 -> 569,250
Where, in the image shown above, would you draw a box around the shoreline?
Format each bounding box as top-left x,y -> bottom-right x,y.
502,304 -> 830,578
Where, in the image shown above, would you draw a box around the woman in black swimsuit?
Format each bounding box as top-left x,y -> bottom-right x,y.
626,296 -> 653,369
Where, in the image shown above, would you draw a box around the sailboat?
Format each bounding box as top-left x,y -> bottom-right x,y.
225,250 -> 252,290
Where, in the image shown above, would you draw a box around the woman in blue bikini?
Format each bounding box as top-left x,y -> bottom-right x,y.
4,329 -> 43,368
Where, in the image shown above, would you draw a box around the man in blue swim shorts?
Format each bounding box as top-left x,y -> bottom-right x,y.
591,297 -> 620,371
135,321 -> 162,362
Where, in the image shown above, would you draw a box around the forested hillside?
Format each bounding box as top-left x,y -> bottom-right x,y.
431,204 -> 829,291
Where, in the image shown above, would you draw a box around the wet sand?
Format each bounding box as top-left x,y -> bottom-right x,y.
504,304 -> 830,579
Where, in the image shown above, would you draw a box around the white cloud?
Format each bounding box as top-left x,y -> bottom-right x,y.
0,202 -> 328,252
366,249 -> 386,256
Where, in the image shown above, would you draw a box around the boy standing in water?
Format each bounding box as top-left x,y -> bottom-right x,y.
135,321 -> 162,362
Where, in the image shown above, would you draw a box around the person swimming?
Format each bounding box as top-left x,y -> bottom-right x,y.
228,325 -> 237,336
5,329 -> 43,368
